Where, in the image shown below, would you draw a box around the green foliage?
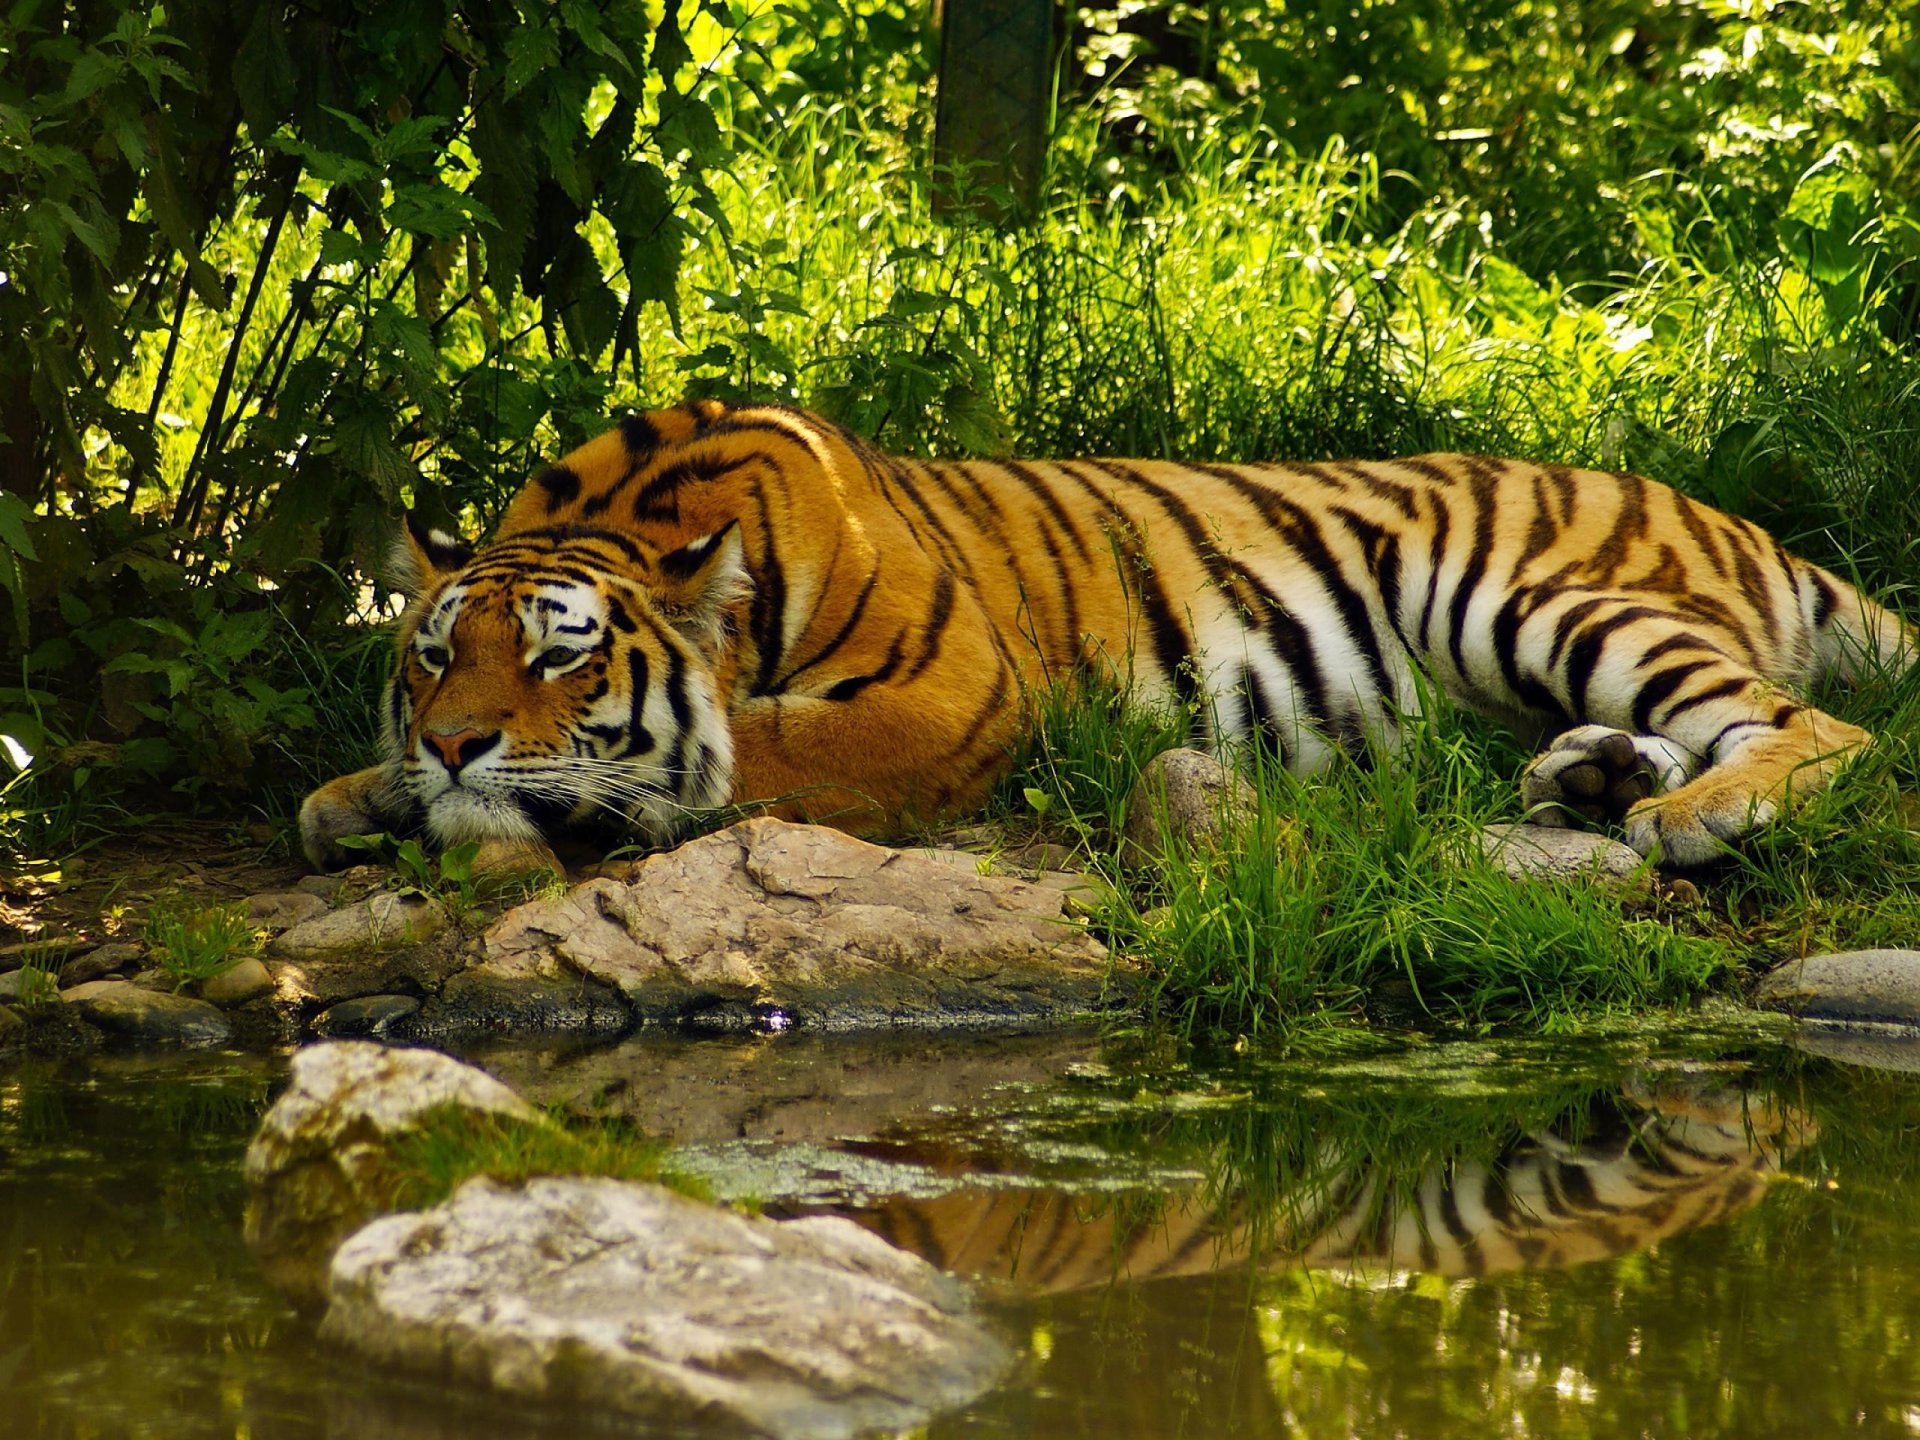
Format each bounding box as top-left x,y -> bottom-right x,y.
383,1104 -> 707,1212
143,898 -> 260,987
0,0 -> 730,830
335,832 -> 483,907
1007,681 -> 1727,1034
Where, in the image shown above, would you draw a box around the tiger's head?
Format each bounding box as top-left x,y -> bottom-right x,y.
386,510 -> 751,852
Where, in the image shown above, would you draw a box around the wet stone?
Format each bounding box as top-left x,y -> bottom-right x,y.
63,980 -> 233,1046
1479,822 -> 1648,885
1755,949 -> 1920,1027
321,1175 -> 1012,1440
59,942 -> 143,987
311,994 -> 420,1038
200,957 -> 274,1008
245,891 -> 331,933
1789,1023 -> 1920,1075
408,969 -> 631,1042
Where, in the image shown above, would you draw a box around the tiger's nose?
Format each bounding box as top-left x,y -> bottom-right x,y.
422,728 -> 501,775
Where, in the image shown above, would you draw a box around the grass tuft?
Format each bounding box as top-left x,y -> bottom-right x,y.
383,1105 -> 708,1213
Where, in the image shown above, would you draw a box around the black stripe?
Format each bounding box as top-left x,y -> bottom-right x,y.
994,461 -> 1097,565
535,465 -> 581,513
662,643 -> 692,787
1632,660 -> 1716,733
1492,589 -> 1566,721
904,569 -> 958,680
1663,676 -> 1752,726
619,412 -> 660,456
779,567 -> 881,688
1184,463 -> 1398,713
1419,498 -> 1451,652
1444,464 -> 1501,681
622,649 -> 656,756
823,633 -> 907,702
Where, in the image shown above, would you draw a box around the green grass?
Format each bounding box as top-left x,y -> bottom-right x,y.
1000,678 -> 1738,1036
142,899 -> 260,988
382,1104 -> 707,1212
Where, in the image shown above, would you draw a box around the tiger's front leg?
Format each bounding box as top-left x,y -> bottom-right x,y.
721,673 -> 1024,837
298,764 -> 407,871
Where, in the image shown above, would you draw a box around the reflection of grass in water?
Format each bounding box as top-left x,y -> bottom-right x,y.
0,1061 -> 298,1435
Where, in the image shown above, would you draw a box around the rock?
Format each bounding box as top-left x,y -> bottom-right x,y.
271,892 -> 448,960
311,994 -> 420,1038
1755,950 -> 1920,1026
482,818 -> 1127,1030
408,968 -> 630,1042
1479,822 -> 1649,885
1121,748 -> 1260,867
63,980 -> 233,1046
295,875 -> 345,899
201,957 -> 275,1008
245,890 -> 331,933
321,1175 -> 1011,1440
59,941 -> 143,987
243,1040 -> 539,1312
267,893 -> 461,1008
0,1005 -> 23,1039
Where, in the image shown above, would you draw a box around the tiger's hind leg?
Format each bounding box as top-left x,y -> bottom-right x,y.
1509,593 -> 1879,867
1621,705 -> 1870,865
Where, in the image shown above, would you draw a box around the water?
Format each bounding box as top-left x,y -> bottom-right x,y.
5,1024 -> 1920,1439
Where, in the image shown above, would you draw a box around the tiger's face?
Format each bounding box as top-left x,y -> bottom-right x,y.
389,521 -> 748,851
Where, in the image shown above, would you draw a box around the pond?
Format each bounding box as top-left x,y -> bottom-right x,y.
4,1021 -> 1918,1439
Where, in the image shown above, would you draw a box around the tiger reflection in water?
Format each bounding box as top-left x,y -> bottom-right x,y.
840,1080 -> 1810,1289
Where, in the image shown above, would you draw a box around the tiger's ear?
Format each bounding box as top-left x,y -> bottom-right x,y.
392,510 -> 475,596
655,521 -> 752,648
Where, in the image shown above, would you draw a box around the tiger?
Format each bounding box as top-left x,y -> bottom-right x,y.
298,397 -> 1913,872
842,1078 -> 1810,1290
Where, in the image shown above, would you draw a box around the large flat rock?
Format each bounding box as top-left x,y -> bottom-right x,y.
1755,949 -> 1920,1026
321,1175 -> 1012,1440
482,818 -> 1130,1029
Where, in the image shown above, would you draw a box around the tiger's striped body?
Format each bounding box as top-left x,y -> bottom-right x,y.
299,399 -> 1911,870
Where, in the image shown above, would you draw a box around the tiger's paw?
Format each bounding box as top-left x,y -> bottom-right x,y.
1622,783 -> 1776,867
299,766 -> 402,872
1521,726 -> 1695,828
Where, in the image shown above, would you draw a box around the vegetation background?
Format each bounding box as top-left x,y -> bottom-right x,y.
4,0 -> 1918,1026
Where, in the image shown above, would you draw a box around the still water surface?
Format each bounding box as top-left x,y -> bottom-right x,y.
4,1025 -> 1918,1438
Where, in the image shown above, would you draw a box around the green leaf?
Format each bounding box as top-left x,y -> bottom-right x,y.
388,183 -> 496,240
471,94 -> 538,296
504,25 -> 561,97
0,494 -> 40,563
232,7 -> 295,138
330,395 -> 414,499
